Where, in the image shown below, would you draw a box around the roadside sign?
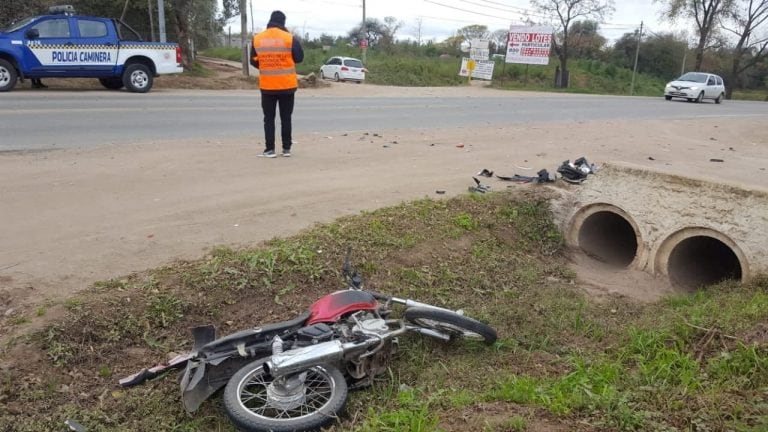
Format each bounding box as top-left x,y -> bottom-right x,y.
506,25 -> 553,65
469,48 -> 489,61
459,58 -> 494,80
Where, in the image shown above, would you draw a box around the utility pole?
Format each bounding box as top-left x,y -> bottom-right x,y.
681,50 -> 687,75
148,0 -> 155,41
630,21 -> 643,96
157,0 -> 166,42
249,0 -> 254,33
241,0 -> 249,76
361,0 -> 366,63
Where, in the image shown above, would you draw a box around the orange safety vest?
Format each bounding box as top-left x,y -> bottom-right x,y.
252,28 -> 297,91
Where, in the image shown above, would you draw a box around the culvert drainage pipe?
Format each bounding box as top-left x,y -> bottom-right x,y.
667,235 -> 743,290
575,208 -> 639,268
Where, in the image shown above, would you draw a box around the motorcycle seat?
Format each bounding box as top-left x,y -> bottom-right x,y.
199,311 -> 310,354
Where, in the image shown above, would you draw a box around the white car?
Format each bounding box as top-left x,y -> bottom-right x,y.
319,56 -> 366,83
664,72 -> 725,104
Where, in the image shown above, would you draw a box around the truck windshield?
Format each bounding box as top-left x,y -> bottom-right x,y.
2,16 -> 38,33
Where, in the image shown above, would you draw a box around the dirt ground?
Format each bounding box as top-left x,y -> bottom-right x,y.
2,63 -> 768,316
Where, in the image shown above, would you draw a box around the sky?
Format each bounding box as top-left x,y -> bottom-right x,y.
223,0 -> 667,43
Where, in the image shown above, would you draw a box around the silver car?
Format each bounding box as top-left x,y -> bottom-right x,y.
664,72 -> 726,104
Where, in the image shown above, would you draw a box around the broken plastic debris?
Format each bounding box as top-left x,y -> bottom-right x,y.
468,177 -> 491,193
476,168 -> 493,177
65,419 -> 87,432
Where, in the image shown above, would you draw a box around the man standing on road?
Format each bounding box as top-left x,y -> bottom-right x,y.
251,10 -> 304,158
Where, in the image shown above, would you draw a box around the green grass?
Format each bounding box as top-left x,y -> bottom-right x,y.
1,190 -> 766,431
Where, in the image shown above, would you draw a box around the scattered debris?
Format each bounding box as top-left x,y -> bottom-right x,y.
435,190 -> 446,195
648,156 -> 655,161
391,141 -> 398,144
476,168 -> 493,177
514,165 -> 533,170
456,143 -> 464,148
382,145 -> 390,148
710,137 -> 718,141
468,177 -> 491,193
710,158 -> 724,163
65,419 -> 88,432
496,169 -> 553,184
557,157 -> 597,184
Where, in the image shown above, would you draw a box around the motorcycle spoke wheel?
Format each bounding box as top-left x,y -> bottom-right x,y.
404,307 -> 497,345
223,358 -> 348,432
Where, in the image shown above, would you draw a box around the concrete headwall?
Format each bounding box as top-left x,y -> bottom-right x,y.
550,163 -> 768,287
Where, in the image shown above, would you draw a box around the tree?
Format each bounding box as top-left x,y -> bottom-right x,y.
381,16 -> 404,50
457,24 -> 490,42
412,17 -> 424,45
348,18 -> 390,48
1,1 -> 51,28
568,20 -> 608,59
530,0 -> 615,87
611,31 -> 689,78
721,0 -> 768,97
657,0 -> 734,70
491,29 -> 509,54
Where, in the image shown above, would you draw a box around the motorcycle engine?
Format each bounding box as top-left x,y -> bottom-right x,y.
347,314 -> 398,381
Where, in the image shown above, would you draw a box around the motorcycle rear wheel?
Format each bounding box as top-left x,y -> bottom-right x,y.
223,358 -> 348,432
404,307 -> 497,345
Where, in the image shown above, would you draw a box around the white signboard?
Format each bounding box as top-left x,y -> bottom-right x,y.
469,48 -> 490,60
459,58 -> 495,81
469,39 -> 489,49
506,25 -> 553,65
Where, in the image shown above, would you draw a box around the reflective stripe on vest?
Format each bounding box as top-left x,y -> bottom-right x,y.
259,68 -> 296,75
252,28 -> 297,91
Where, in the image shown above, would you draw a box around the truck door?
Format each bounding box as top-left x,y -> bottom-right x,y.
24,17 -> 79,74
73,18 -> 119,74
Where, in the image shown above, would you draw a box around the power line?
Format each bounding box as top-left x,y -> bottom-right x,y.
423,0 -> 516,21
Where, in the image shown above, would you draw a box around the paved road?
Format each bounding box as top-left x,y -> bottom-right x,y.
1,89 -> 766,151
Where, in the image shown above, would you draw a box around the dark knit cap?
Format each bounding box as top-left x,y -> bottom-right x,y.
268,10 -> 286,27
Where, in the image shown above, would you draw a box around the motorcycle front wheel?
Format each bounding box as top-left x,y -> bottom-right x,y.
404,307 -> 497,345
222,358 -> 348,432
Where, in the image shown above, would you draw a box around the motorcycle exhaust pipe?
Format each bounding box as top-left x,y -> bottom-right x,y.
263,340 -> 371,378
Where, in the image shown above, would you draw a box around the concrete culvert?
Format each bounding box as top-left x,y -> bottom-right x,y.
577,210 -> 638,267
667,236 -> 743,289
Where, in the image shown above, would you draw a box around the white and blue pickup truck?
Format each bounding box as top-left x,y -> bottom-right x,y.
0,5 -> 183,93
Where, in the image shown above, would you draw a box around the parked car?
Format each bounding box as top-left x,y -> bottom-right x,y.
319,56 -> 365,83
664,72 -> 725,104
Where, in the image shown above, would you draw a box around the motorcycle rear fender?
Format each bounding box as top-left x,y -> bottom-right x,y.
180,311 -> 311,412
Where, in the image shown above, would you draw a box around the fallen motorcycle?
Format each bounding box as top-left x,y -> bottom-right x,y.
120,251 -> 497,432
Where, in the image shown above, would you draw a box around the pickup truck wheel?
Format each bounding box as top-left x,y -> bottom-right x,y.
99,77 -> 124,90
0,59 -> 18,92
123,63 -> 153,93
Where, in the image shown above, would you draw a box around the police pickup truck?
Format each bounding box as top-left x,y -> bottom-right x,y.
0,5 -> 183,93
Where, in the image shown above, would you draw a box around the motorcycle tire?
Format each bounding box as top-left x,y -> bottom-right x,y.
222,357 -> 348,432
404,307 -> 497,345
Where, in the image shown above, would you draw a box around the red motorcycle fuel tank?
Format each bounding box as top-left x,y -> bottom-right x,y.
307,290 -> 378,325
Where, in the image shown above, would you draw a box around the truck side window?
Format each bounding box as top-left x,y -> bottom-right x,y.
32,18 -> 70,38
78,20 -> 107,38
